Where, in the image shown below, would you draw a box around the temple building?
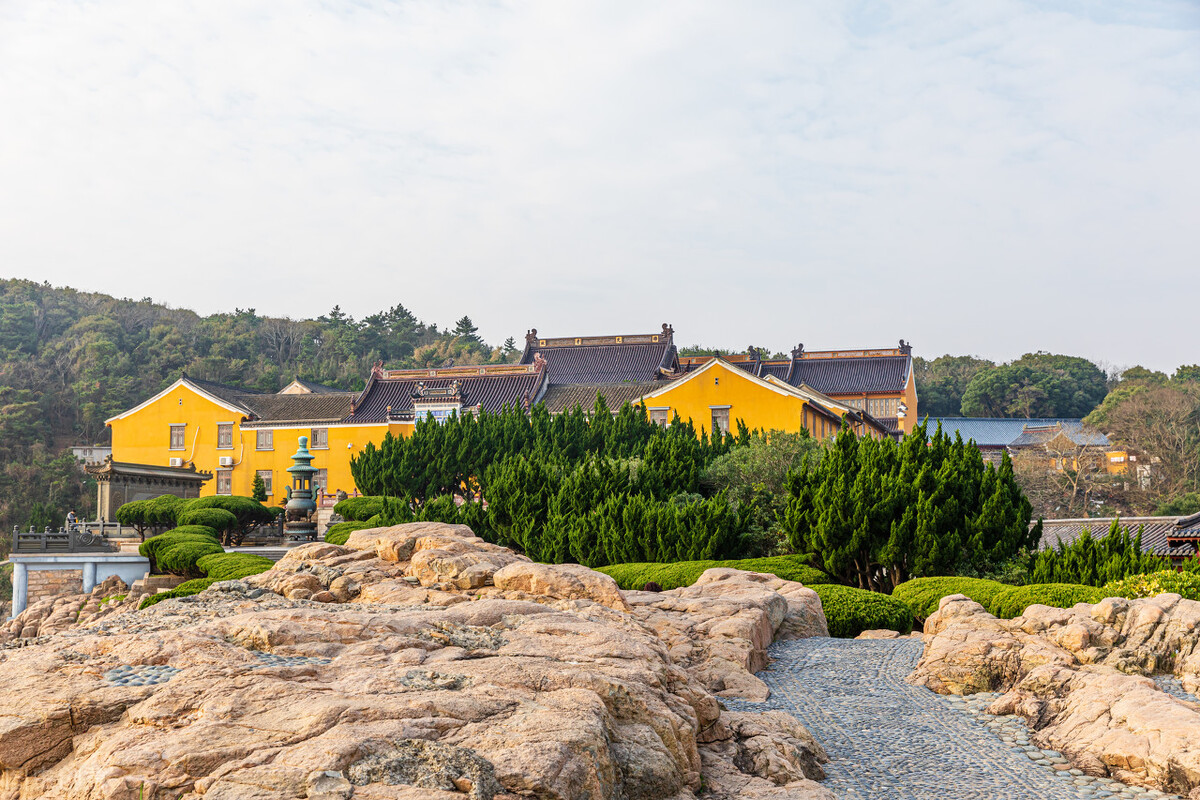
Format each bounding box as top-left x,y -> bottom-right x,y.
105,324 -> 915,500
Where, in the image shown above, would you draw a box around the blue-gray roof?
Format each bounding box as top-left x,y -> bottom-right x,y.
925,418 -> 1109,448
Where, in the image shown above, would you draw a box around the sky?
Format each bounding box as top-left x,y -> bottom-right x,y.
1,1 -> 1198,372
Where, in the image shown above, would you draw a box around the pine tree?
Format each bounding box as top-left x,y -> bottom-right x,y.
251,474 -> 268,502
452,316 -> 483,346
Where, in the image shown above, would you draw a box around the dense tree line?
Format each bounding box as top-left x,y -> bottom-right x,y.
1029,520 -> 1172,587
914,352 -> 1108,419
783,423 -> 1039,592
0,278 -> 510,544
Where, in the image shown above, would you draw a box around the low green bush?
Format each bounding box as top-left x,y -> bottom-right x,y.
893,577 -> 1011,621
139,578 -> 216,609
988,583 -> 1109,619
1104,570 -> 1200,601
138,527 -> 219,570
333,496 -> 385,521
195,552 -> 274,581
157,540 -> 225,577
812,584 -> 914,638
597,555 -> 831,591
324,521 -> 376,545
176,507 -> 238,536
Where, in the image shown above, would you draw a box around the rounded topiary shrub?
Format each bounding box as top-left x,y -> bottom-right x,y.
333,496 -> 385,522
892,577 -> 1010,621
177,507 -> 238,536
987,583 -> 1108,619
1105,570 -> 1200,601
811,584 -> 914,638
597,555 -> 831,591
324,521 -> 376,546
156,539 -> 225,578
196,552 -> 274,582
138,526 -> 219,569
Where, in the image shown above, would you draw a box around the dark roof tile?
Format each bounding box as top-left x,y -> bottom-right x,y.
540,382 -> 664,414
1040,517 -> 1200,558
351,370 -> 545,423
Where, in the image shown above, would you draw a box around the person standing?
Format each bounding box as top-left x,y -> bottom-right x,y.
65,509 -> 78,530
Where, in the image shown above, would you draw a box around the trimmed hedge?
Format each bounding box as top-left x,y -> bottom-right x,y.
597,555 -> 831,591
177,507 -> 238,536
989,583 -> 1108,618
893,577 -> 1014,621
139,552 -> 275,610
812,584 -> 914,638
157,540 -> 225,577
196,552 -> 274,581
333,496 -> 386,522
324,521 -> 376,546
140,578 -> 217,609
893,577 -> 1110,620
138,526 -> 219,570
1104,570 -> 1200,601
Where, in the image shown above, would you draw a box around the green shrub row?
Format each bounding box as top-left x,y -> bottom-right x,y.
811,584 -> 914,638
1103,570 -> 1200,601
117,495 -> 274,546
324,521 -> 376,545
892,577 -> 1014,621
138,526 -> 220,573
894,576 -> 1109,620
140,578 -> 218,609
332,496 -> 385,522
598,556 -> 830,591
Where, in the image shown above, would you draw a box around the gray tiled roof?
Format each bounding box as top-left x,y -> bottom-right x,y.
238,393 -> 357,427
927,418 -> 1109,448
540,382 -> 664,414
1039,517 -> 1200,558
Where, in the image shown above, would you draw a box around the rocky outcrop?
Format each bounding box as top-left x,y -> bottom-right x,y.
911,592 -> 1200,795
0,574 -> 131,642
0,523 -> 832,800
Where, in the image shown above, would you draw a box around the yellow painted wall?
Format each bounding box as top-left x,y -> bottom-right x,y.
902,369 -> 919,434
640,361 -> 828,437
108,382 -> 391,500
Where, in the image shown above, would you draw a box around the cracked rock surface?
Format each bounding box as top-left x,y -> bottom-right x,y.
0,522 -> 831,800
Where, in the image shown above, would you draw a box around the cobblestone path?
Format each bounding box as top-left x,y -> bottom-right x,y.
724,638 -> 1181,800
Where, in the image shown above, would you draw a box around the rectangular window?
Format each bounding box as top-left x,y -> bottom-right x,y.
314,468 -> 328,494
256,469 -> 273,495
169,424 -> 186,450
216,469 -> 232,495
256,430 -> 273,450
649,408 -> 670,427
310,428 -> 329,449
710,407 -> 730,436
217,423 -> 234,449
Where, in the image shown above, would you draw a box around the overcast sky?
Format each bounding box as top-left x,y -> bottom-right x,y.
2,1 -> 1198,371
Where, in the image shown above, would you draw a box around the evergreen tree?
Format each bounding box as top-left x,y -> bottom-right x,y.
251,474 -> 268,502
452,315 -> 483,346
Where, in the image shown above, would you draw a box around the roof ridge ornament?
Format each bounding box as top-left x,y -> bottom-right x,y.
899,339 -> 912,354
792,343 -> 804,360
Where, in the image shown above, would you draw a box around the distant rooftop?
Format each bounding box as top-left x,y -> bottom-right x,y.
927,418 -> 1110,448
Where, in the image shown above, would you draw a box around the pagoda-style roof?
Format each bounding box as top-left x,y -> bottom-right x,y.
539,382 -> 664,415
519,325 -> 679,385
279,378 -> 346,395
86,459 -> 213,484
1040,516 -> 1200,559
928,419 -> 1109,449
679,343 -> 912,396
348,362 -> 547,423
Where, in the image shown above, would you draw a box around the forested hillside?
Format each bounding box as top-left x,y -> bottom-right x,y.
0,278 -> 515,539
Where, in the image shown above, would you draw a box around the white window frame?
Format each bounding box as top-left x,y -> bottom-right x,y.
648,407 -> 670,427
217,422 -> 234,450
169,424 -> 186,450
256,429 -> 274,451
256,469 -> 273,495
710,405 -> 731,435
216,469 -> 232,495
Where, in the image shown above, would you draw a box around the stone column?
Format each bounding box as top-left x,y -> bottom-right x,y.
82,561 -> 97,593
11,562 -> 27,618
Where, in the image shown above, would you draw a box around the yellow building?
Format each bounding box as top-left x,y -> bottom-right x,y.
105,363 -> 549,510
632,357 -> 892,440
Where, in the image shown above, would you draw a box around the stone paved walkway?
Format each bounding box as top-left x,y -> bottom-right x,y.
724,638 -> 1180,800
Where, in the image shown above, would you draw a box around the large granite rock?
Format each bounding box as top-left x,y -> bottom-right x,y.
911,592 -> 1200,795
0,523 -> 832,800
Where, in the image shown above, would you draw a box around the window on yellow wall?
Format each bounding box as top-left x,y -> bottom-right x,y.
256,469 -> 273,495
169,424 -> 186,450
256,430 -> 273,450
217,424 -> 233,449
649,408 -> 669,426
314,468 -> 328,495
216,469 -> 232,495
710,407 -> 730,436
311,428 -> 329,449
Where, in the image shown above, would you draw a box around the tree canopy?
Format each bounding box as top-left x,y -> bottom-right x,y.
960,352 -> 1107,418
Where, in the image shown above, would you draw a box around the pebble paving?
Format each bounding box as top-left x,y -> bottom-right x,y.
103,664 -> 180,686
1153,674 -> 1199,705
248,652 -> 332,669
724,638 -> 1182,800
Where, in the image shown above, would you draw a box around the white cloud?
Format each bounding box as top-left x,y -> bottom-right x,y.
0,0 -> 1197,369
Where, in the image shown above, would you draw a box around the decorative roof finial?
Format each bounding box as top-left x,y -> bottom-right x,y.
899,339 -> 911,354
662,323 -> 674,339
526,329 -> 538,344
371,361 -> 385,379
792,343 -> 804,360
